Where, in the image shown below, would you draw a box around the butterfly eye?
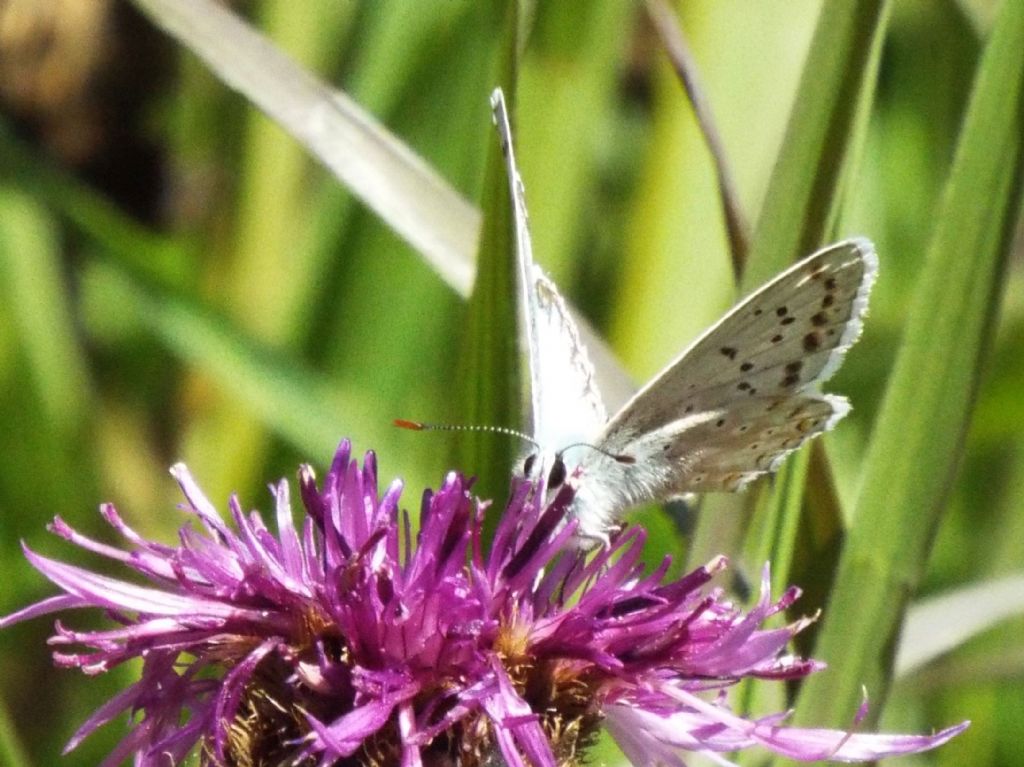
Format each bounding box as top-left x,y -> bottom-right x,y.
523,454 -> 537,477
547,456 -> 567,489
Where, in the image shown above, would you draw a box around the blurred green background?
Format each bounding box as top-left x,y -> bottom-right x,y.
0,0 -> 1021,765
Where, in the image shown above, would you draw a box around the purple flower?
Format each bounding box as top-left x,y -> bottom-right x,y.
2,441 -> 966,766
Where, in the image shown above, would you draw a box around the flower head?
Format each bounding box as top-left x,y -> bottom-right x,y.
2,441 -> 966,766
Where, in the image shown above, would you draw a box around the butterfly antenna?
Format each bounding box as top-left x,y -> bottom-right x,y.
559,442 -> 636,464
394,419 -> 541,450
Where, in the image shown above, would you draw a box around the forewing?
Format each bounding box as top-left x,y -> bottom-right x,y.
491,89 -> 606,450
595,238 -> 876,497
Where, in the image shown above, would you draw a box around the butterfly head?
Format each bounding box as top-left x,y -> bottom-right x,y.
523,444 -> 635,497
395,419 -> 635,535
521,451 -> 570,491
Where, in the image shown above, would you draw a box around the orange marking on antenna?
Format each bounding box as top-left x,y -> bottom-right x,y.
393,419 -> 425,431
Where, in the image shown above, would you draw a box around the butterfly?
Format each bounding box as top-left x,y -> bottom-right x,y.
490,87 -> 878,543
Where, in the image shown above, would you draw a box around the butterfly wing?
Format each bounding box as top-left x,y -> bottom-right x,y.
573,239 -> 877,537
491,89 -> 607,455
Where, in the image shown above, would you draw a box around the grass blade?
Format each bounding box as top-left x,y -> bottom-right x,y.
645,0 -> 750,276
0,121 -> 186,285
127,0 -> 635,409
0,696 -> 32,767
794,0 -> 1024,727
453,7 -> 521,508
698,1 -> 891,577
129,0 -> 478,296
741,0 -> 890,291
0,189 -> 91,434
174,0 -> 358,521
896,574 -> 1024,677
88,260 -> 384,465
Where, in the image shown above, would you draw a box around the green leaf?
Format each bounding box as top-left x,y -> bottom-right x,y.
794,0 -> 1024,727
174,0 -> 358,523
741,0 -> 891,291
127,0 -> 635,411
0,189 -> 91,435
129,0 -> 479,296
700,0 -> 891,578
0,121 -> 186,286
741,448 -> 810,597
896,573 -> 1024,677
455,3 -> 521,514
86,259 -> 385,466
0,696 -> 32,767
518,0 -> 632,287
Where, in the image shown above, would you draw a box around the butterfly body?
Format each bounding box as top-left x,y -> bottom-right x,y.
491,89 -> 876,542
